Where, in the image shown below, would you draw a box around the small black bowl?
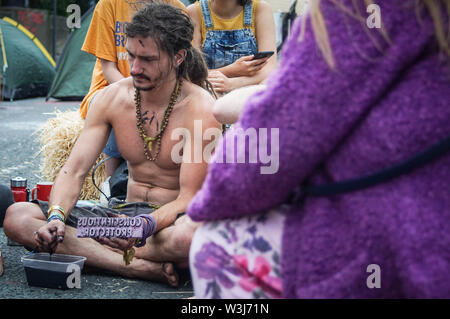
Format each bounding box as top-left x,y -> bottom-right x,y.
22,253 -> 86,290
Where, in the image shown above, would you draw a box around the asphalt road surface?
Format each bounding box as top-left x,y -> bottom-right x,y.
0,98 -> 193,299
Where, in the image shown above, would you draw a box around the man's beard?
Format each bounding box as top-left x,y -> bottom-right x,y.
132,74 -> 156,91
131,70 -> 170,91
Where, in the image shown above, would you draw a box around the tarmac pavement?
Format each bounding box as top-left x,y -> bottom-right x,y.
0,98 -> 193,299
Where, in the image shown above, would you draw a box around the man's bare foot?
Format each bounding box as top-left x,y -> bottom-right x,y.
162,262 -> 179,287
124,257 -> 179,287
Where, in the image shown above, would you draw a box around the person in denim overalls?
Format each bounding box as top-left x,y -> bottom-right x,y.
188,0 -> 277,96
200,0 -> 258,69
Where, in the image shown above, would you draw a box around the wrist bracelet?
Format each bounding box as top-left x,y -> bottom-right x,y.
47,214 -> 64,223
48,210 -> 65,219
135,214 -> 157,248
48,205 -> 66,219
48,207 -> 66,222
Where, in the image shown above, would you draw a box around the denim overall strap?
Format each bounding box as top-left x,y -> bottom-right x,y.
200,0 -> 258,69
200,0 -> 214,30
243,0 -> 253,28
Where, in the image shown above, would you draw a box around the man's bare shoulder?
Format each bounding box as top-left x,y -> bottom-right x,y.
182,81 -> 216,115
89,78 -> 134,116
179,82 -> 221,132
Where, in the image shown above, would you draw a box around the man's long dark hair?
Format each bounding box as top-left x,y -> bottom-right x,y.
125,2 -> 216,97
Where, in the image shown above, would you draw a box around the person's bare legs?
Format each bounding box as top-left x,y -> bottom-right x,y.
3,202 -> 178,286
134,215 -> 201,268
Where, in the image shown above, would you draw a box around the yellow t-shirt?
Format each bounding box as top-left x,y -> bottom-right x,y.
79,0 -> 186,119
196,0 -> 259,47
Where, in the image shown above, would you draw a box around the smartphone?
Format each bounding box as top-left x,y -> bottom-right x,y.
252,51 -> 274,60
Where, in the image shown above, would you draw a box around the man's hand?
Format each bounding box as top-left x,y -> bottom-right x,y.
34,220 -> 65,253
96,213 -> 137,251
97,214 -> 146,266
226,55 -> 269,77
96,214 -> 153,252
97,237 -> 137,252
97,236 -> 138,266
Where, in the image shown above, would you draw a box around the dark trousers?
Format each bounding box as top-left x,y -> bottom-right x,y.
0,184 -> 14,227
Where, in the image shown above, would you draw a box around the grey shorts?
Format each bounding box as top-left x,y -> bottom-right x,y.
34,197 -> 159,229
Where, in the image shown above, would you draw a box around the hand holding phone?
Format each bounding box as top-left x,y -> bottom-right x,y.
227,54 -> 272,77
251,51 -> 274,60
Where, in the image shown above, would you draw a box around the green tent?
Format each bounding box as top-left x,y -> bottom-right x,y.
0,18 -> 55,100
47,6 -> 95,101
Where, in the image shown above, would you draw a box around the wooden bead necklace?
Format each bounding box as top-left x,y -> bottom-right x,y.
134,79 -> 182,161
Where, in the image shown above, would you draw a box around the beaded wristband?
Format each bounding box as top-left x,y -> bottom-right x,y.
48,205 -> 66,219
47,214 -> 64,223
134,214 -> 157,248
48,210 -> 66,223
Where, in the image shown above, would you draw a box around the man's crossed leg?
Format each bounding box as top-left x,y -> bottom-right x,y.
4,202 -> 199,286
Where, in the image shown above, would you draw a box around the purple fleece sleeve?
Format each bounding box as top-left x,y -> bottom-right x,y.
187,1 -> 435,221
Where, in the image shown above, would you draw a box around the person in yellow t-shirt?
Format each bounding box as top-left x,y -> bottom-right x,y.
187,0 -> 277,95
80,0 -> 186,177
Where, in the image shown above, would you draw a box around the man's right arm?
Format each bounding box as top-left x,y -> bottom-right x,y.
48,89 -> 113,218
36,88 -> 114,250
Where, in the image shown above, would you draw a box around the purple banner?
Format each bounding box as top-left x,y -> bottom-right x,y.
76,217 -> 144,239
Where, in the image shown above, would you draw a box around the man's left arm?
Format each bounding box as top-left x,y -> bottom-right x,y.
149,92 -> 221,233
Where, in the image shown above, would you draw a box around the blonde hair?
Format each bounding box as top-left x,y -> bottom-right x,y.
300,0 -> 450,68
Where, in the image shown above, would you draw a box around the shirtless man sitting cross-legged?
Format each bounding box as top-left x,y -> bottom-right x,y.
4,4 -> 221,286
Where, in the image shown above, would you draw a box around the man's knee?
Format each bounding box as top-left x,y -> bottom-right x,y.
3,202 -> 42,236
171,216 -> 201,252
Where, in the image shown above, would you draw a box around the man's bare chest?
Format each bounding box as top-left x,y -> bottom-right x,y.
110,104 -> 186,170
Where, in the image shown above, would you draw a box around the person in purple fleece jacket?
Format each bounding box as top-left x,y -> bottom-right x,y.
187,0 -> 450,298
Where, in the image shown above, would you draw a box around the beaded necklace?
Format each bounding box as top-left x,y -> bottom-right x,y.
134,79 -> 182,161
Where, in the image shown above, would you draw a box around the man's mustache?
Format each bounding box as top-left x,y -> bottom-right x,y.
131,73 -> 151,81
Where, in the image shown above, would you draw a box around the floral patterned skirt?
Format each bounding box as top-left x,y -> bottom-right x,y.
189,206 -> 288,299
